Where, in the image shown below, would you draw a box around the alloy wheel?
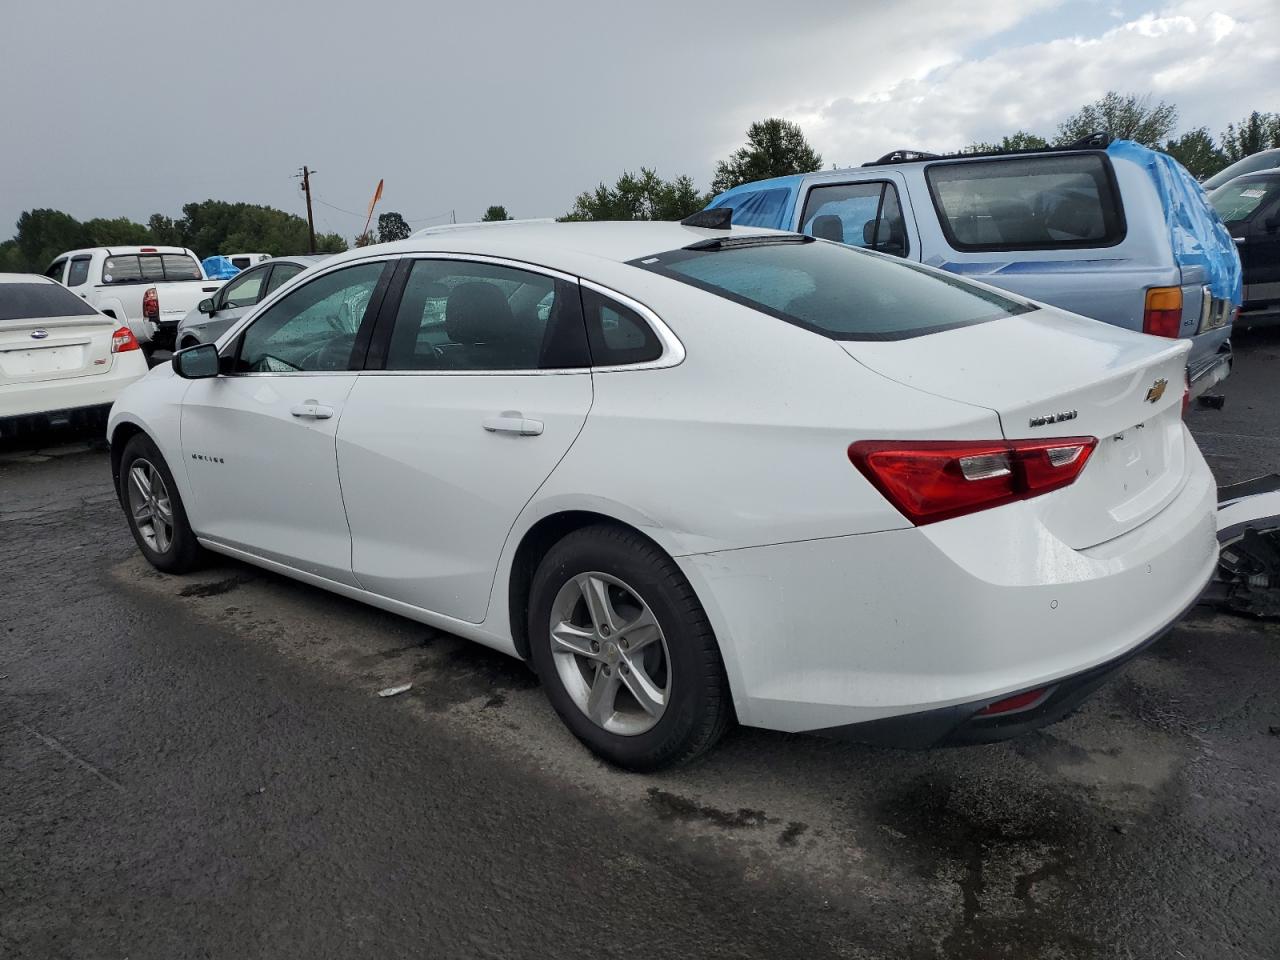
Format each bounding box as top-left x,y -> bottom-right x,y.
127,458 -> 174,554
548,572 -> 671,736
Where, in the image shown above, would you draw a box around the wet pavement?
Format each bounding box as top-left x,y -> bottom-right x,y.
3,331 -> 1279,959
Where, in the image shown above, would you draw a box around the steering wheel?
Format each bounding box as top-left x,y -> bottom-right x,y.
298,334 -> 356,371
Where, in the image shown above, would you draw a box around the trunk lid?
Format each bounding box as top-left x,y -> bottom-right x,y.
0,314 -> 117,385
841,308 -> 1191,548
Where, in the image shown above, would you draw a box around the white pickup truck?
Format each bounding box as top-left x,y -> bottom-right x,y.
44,246 -> 225,353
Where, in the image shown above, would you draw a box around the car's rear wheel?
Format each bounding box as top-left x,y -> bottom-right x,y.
119,433 -> 204,573
528,524 -> 733,771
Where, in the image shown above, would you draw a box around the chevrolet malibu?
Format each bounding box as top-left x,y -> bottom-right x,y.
107,219 -> 1218,770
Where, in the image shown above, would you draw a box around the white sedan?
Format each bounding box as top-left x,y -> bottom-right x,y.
107,220 -> 1218,770
1,273 -> 148,439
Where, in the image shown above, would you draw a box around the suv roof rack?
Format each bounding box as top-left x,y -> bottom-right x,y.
860,131 -> 1113,167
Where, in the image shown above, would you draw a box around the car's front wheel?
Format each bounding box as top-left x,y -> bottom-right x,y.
118,433 -> 204,573
528,524 -> 733,771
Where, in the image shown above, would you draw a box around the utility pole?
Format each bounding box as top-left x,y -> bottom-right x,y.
296,166 -> 317,253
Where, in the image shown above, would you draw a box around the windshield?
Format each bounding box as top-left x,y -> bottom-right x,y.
1202,150 -> 1280,191
1210,178 -> 1280,223
632,237 -> 1036,341
0,282 -> 101,322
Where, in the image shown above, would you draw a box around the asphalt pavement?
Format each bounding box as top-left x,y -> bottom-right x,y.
3,332 -> 1279,959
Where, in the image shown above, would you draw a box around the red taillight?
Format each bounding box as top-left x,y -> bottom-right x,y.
1143,287 -> 1182,338
111,326 -> 140,353
977,687 -> 1050,716
848,437 -> 1098,525
142,286 -> 159,322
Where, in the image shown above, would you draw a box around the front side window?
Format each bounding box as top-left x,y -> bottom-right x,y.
380,259 -> 587,371
67,257 -> 91,286
926,153 -> 1125,251
633,236 -> 1035,341
1210,178 -> 1280,223
45,260 -> 67,283
219,265 -> 269,308
234,261 -> 386,373
801,180 -> 909,257
265,262 -> 305,295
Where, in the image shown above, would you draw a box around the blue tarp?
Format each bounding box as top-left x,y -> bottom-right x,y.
202,256 -> 240,280
706,175 -> 803,230
1108,139 -> 1243,304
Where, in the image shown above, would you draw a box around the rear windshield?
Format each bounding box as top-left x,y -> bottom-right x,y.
1210,178 -> 1280,223
632,237 -> 1035,341
101,253 -> 202,284
926,153 -> 1125,251
0,282 -> 100,321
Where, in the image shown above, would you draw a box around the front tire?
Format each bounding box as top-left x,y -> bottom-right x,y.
118,433 -> 204,573
529,524 -> 733,771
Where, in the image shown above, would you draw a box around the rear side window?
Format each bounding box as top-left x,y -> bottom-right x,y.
0,282 -> 100,321
722,188 -> 790,229
633,237 -> 1035,341
581,288 -> 662,365
101,253 -> 202,284
926,153 -> 1125,251
801,180 -> 909,257
67,257 -> 91,286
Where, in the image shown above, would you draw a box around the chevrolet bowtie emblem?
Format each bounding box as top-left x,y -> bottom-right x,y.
1145,378 -> 1169,403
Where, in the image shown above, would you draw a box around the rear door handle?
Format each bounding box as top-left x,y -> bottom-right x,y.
290,400 -> 334,420
483,413 -> 543,436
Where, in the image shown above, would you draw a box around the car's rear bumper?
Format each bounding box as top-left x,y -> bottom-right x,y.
1188,347 -> 1231,399
678,434 -> 1218,737
810,594 -> 1192,748
0,354 -> 148,426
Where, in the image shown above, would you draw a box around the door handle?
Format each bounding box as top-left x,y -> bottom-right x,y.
483,413 -> 543,436
290,400 -> 334,420
1233,236 -> 1246,245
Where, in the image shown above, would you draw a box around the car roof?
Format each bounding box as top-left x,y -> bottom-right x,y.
1227,171 -> 1280,183
0,273 -> 58,285
323,221 -> 788,273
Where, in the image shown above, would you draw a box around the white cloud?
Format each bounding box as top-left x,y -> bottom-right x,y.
795,0 -> 1280,165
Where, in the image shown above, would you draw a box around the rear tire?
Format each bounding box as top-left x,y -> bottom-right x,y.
118,433 -> 204,573
529,524 -> 733,771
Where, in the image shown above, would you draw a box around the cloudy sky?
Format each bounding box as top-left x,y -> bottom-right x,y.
1,0 -> 1276,240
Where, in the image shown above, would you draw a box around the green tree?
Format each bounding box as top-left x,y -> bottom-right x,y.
481,205 -> 512,222
174,200 -> 341,257
15,209 -> 87,271
965,131 -> 1049,153
1162,127 -> 1227,179
712,118 -> 823,193
377,211 -> 411,243
147,213 -> 183,246
1056,91 -> 1177,147
0,239 -> 28,272
562,169 -> 708,221
83,217 -> 151,247
1220,111 -> 1280,162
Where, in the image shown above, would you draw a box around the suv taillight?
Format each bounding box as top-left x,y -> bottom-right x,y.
111,326 -> 140,353
1143,287 -> 1182,338
848,437 -> 1098,525
142,286 -> 159,322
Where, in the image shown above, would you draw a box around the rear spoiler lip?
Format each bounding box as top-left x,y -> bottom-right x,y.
1218,474 -> 1280,507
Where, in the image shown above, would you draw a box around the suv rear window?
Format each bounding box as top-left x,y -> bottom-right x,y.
101,253 -> 202,284
0,282 -> 100,321
926,153 -> 1125,251
633,237 -> 1034,341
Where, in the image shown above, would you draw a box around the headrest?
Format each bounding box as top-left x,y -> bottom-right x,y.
811,214 -> 844,243
863,219 -> 893,246
445,282 -> 515,344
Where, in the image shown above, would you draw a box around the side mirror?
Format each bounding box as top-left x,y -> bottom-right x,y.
172,342 -> 221,379
198,298 -> 216,316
